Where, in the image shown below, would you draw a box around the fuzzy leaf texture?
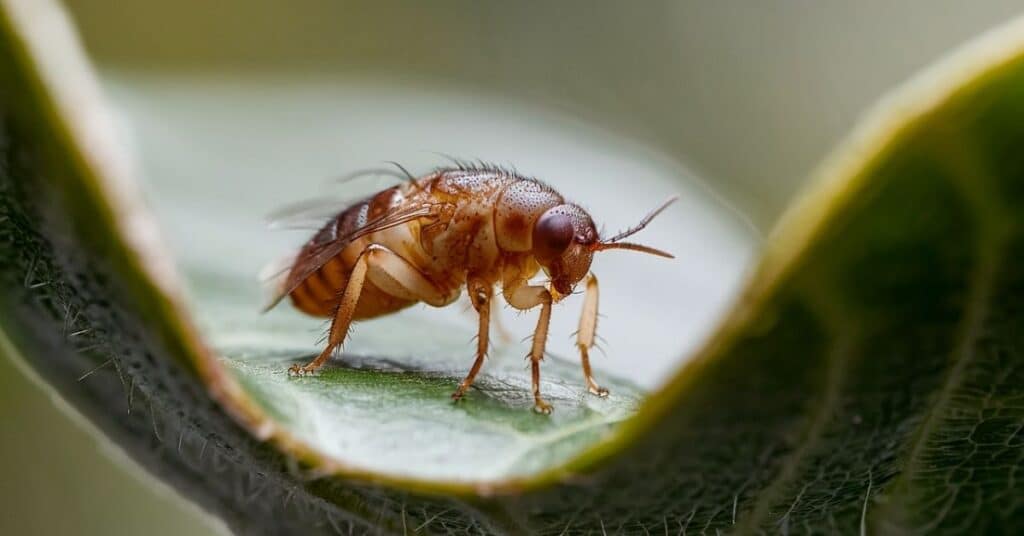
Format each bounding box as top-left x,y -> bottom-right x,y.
3,1 -> 1024,534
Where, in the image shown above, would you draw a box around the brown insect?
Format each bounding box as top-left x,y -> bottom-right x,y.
265,163 -> 675,414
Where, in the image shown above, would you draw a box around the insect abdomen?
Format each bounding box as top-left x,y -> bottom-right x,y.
288,257 -> 346,316
287,193 -> 415,319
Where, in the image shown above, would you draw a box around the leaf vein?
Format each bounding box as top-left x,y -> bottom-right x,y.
734,329 -> 857,533
873,232 -> 1002,531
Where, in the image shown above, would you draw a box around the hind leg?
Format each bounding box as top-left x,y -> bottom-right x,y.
289,244 -> 452,375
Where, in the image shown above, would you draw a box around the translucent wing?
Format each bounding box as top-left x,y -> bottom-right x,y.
262,202 -> 439,311
265,196 -> 362,231
266,167 -> 414,231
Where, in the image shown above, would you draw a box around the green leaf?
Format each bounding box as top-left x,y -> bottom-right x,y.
5,2 -> 1024,534
204,270 -> 643,482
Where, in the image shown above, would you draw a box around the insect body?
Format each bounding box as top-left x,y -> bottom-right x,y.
266,164 -> 675,414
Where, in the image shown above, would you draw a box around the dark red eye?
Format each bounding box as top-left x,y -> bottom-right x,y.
533,209 -> 574,260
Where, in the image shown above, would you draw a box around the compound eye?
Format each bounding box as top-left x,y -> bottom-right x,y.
533,209 -> 575,260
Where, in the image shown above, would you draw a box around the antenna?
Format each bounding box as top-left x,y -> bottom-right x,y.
591,196 -> 678,258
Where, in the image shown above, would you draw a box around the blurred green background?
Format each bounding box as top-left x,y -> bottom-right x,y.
3,1 -> 1024,534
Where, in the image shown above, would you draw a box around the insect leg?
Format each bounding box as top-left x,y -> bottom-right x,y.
504,281 -> 555,414
452,280 -> 492,402
288,247 -> 372,376
458,293 -> 512,343
576,273 -> 608,397
362,246 -> 455,306
289,244 -> 454,376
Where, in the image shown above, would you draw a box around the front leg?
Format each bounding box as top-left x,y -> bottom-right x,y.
576,273 -> 608,397
504,280 -> 555,414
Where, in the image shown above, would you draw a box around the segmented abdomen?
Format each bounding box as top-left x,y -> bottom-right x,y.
287,187 -> 415,319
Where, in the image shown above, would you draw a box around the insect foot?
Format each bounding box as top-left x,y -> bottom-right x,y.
533,399 -> 554,415
287,363 -> 320,377
589,385 -> 610,398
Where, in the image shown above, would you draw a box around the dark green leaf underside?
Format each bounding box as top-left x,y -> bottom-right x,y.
492,52 -> 1024,534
